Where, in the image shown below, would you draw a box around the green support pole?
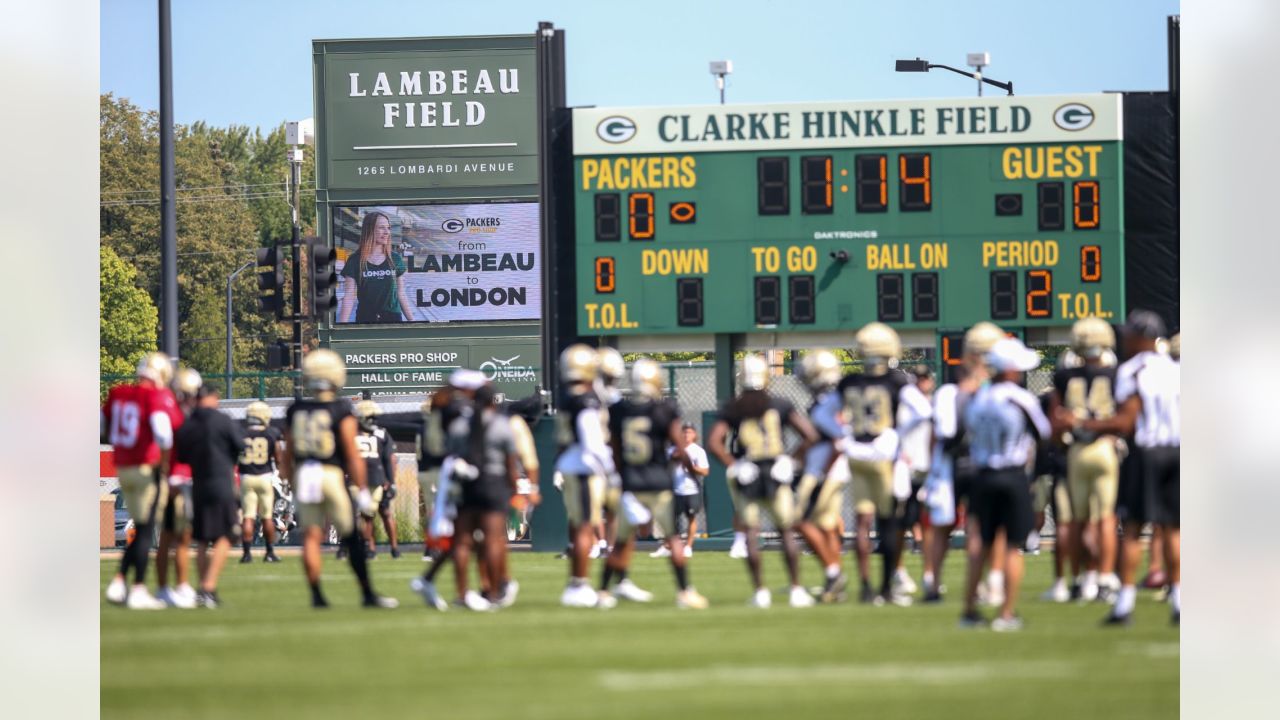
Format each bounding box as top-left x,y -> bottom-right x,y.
700,410 -> 733,546
530,416 -> 568,552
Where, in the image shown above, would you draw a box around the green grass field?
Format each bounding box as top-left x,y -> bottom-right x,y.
101,548 -> 1178,719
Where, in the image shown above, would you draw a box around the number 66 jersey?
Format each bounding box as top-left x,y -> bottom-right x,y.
286,397 -> 354,468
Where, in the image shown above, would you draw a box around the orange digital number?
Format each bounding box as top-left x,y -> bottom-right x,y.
1073,181 -> 1099,229
594,256 -> 616,293
629,192 -> 654,239
899,153 -> 931,207
823,156 -> 832,209
1080,245 -> 1101,282
878,156 -> 887,206
942,334 -> 963,367
1026,269 -> 1052,318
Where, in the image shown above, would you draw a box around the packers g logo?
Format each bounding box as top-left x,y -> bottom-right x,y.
1053,103 -> 1095,131
596,115 -> 636,144
441,218 -> 464,233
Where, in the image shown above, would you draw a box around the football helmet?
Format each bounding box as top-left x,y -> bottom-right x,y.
559,344 -> 599,383
136,351 -> 174,386
855,322 -> 901,362
598,347 -> 625,386
630,358 -> 664,399
355,399 -> 381,429
738,354 -> 770,391
1071,317 -> 1116,358
1169,333 -> 1180,360
245,401 -> 271,426
964,322 -> 1005,357
302,349 -> 346,396
799,349 -> 841,391
1056,348 -> 1082,371
172,368 -> 202,401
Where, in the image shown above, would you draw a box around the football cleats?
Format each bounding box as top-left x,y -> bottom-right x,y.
245,400 -> 271,426
1071,317 -> 1116,358
964,322 -> 1005,357
798,349 -> 841,391
598,347 -> 625,386
855,322 -> 901,362
136,351 -> 174,386
738,353 -> 770,391
301,348 -> 346,397
172,368 -> 203,401
355,399 -> 381,429
1169,333 -> 1180,360
629,358 -> 664,399
559,344 -> 599,383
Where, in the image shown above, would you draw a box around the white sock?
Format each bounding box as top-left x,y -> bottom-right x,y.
733,531 -> 746,545
1169,583 -> 1180,613
895,567 -> 911,581
1084,570 -> 1099,587
1101,572 -> 1119,588
825,564 -> 841,579
572,576 -> 588,588
922,571 -> 936,588
988,570 -> 1004,588
1052,577 -> 1067,591
1114,585 -> 1137,616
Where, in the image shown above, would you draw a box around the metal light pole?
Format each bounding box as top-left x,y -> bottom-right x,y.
158,0 -> 178,359
967,52 -> 990,97
225,260 -> 253,398
710,60 -> 732,104
285,120 -> 313,398
895,57 -> 1014,96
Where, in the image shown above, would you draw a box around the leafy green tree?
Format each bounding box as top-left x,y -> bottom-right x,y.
100,244 -> 158,385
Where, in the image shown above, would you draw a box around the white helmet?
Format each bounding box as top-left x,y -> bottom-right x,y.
738,354 -> 770,391
598,347 -> 625,386
630,358 -> 664,399
302,349 -> 346,397
245,400 -> 271,426
964,322 -> 1005,358
136,351 -> 174,386
799,349 -> 841,391
855,322 -> 901,362
559,344 -> 599,383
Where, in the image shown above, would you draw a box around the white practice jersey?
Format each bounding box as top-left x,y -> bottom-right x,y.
1115,350 -> 1181,448
964,381 -> 1051,471
670,442 -> 708,496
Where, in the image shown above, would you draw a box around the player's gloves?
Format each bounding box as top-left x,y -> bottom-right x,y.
607,472 -> 622,489
552,471 -> 565,491
355,488 -> 376,518
770,455 -> 796,484
452,459 -> 480,481
384,484 -> 397,501
729,460 -> 759,486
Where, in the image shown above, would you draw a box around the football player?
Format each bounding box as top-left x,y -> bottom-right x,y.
1049,318 -> 1122,603
594,346 -> 627,559
553,344 -> 616,607
894,365 -> 935,596
793,349 -> 850,602
154,368 -> 199,609
1034,379 -> 1075,604
920,322 -> 1003,603
598,359 -> 709,609
960,337 -> 1052,631
838,323 -> 932,606
353,400 -> 400,560
1086,312 -> 1181,626
707,354 -> 819,608
237,400 -> 282,564
281,350 -> 396,609
103,352 -> 178,610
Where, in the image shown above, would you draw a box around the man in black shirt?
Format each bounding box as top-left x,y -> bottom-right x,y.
172,374 -> 243,608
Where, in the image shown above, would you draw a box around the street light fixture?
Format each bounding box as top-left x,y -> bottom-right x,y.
709,60 -> 732,105
895,56 -> 1014,96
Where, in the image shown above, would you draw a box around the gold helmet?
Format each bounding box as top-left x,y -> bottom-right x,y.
1169,333 -> 1180,360
1071,317 -> 1116,358
172,367 -> 203,401
855,322 -> 901,362
598,347 -> 625,385
799,349 -> 842,391
559,344 -> 599,383
245,400 -> 271,426
354,399 -> 381,428
136,351 -> 174,386
302,349 -> 346,396
964,322 -> 1005,357
738,353 -> 770,391
630,358 -> 664,399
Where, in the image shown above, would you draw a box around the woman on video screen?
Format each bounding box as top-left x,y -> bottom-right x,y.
337,211 -> 418,323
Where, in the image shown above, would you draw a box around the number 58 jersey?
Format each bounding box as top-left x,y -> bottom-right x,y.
238,425 -> 282,476
285,397 -> 354,468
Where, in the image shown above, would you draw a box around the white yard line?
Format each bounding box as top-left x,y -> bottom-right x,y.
599,660 -> 1077,691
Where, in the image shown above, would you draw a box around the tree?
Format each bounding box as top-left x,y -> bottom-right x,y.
100,244 -> 158,382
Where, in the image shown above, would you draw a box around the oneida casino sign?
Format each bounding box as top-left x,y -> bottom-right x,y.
570,94 -> 1123,342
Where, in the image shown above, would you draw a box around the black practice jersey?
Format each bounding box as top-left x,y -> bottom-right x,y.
286,397 -> 354,468
837,369 -> 910,443
555,386 -> 606,452
609,397 -> 681,493
718,391 -> 796,463
175,407 -> 244,502
1053,363 -> 1117,444
237,425 -> 281,475
417,394 -> 469,468
357,426 -> 396,489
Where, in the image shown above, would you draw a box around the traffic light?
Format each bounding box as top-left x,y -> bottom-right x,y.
255,246 -> 284,316
311,242 -> 338,317
266,340 -> 291,370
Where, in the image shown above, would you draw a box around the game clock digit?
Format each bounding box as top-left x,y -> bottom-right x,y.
570,94 -> 1123,337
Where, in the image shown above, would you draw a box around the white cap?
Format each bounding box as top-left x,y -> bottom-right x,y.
448,369 -> 487,390
986,337 -> 1040,372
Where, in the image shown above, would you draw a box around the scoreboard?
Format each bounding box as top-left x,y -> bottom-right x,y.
570,94 -> 1123,343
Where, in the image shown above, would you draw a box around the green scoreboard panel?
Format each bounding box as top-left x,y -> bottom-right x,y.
571,94 -> 1123,337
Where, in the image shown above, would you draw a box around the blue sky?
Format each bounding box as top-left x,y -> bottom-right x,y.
101,0 -> 1179,131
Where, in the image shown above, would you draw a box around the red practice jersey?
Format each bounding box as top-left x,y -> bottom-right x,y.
103,382 -> 179,467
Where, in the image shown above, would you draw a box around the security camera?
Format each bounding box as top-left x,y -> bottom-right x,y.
829,249 -> 849,263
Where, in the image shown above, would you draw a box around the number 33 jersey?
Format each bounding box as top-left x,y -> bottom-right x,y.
286,398 -> 354,468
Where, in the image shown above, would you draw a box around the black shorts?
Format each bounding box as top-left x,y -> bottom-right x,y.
460,480 -> 511,514
192,497 -> 239,544
952,456 -> 977,505
897,473 -> 926,525
737,461 -> 781,501
674,492 -> 702,520
1118,446 -> 1179,527
162,484 -> 192,533
970,468 -> 1034,546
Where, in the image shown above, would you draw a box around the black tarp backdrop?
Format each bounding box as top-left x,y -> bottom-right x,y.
1122,91 -> 1179,332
